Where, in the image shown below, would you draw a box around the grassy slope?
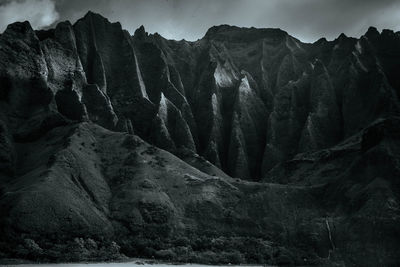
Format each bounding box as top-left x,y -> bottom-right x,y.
0,122 -> 327,265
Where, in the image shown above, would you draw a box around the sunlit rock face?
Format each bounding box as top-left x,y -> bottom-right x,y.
1,15 -> 399,181
0,12 -> 400,266
149,24 -> 400,181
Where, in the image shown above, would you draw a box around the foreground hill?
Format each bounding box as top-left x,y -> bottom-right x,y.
0,12 -> 399,266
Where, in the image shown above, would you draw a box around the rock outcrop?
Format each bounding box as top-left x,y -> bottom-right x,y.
0,12 -> 399,266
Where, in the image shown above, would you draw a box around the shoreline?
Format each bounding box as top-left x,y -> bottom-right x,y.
0,257 -> 267,266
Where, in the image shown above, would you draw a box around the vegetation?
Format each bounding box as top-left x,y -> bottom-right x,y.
117,233 -> 324,265
0,237 -> 124,263
0,227 -> 335,265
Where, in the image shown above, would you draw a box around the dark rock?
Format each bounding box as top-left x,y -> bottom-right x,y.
0,12 -> 399,266
0,120 -> 15,176
82,84 -> 118,129
134,25 -> 147,40
55,88 -> 87,121
365,26 -> 380,39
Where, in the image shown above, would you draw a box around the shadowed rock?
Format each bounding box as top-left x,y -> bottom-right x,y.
0,13 -> 399,266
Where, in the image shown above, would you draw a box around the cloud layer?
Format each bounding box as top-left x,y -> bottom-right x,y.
0,0 -> 59,32
0,0 -> 399,42
53,0 -> 400,42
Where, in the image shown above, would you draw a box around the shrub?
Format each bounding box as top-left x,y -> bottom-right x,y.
24,239 -> 43,254
273,246 -> 295,266
172,236 -> 190,247
196,250 -> 220,264
98,241 -> 121,260
121,135 -> 142,149
15,239 -> 43,260
143,247 -> 156,257
192,236 -> 211,251
173,246 -> 192,261
56,238 -> 123,261
85,238 -> 98,250
66,238 -> 91,261
155,249 -> 176,260
123,152 -> 139,166
219,250 -> 245,264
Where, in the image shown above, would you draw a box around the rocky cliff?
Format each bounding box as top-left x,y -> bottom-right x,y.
0,12 -> 399,266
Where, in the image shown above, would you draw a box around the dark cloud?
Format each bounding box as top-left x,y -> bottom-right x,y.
0,0 -> 59,32
265,0 -> 400,41
1,0 -> 399,42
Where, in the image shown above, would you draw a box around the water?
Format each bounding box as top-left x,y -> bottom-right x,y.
2,262 -> 265,267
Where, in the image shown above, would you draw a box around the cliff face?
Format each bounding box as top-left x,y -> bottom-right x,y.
151,25 -> 400,180
0,12 -> 400,266
42,12 -> 400,181
8,12 -> 397,181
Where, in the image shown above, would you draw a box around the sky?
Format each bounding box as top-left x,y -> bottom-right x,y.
0,0 -> 399,43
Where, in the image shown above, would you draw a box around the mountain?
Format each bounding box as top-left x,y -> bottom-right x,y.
0,12 -> 399,266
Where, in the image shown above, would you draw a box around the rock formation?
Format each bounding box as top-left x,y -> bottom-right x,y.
0,12 -> 399,266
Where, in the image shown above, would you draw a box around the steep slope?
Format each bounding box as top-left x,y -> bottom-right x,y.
264,116 -> 400,266
20,12 -> 398,181
149,24 -> 400,180
0,121 -> 331,265
0,12 -> 400,266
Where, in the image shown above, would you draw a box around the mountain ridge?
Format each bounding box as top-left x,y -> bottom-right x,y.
0,12 -> 400,266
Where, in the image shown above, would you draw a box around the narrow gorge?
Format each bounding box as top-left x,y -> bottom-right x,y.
0,11 -> 399,266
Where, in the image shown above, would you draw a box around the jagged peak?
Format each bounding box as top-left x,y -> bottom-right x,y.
83,10 -> 106,20
54,21 -> 74,35
76,10 -> 121,28
136,25 -> 145,33
367,26 -> 379,34
73,10 -> 124,38
331,32 -> 358,49
35,20 -> 73,42
365,26 -> 380,39
314,37 -> 327,44
381,29 -> 395,38
56,20 -> 73,28
134,25 -> 147,39
337,33 -> 348,40
2,21 -> 38,42
205,24 -> 239,35
4,21 -> 34,35
205,24 -> 288,36
204,24 -> 288,42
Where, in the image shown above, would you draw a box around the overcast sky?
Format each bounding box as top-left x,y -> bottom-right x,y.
0,0 -> 399,43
